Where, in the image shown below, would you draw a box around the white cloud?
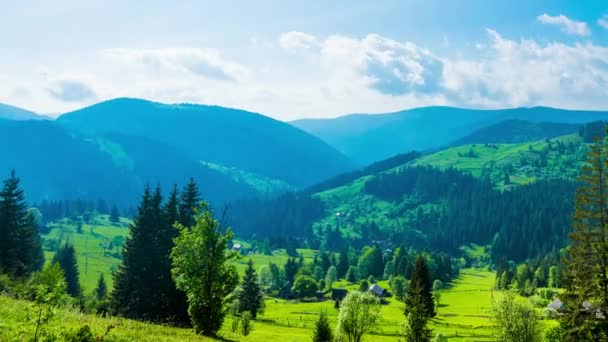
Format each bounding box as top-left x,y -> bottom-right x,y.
103,48 -> 252,83
599,15 -> 608,30
537,13 -> 590,36
279,31 -> 319,50
442,29 -> 608,107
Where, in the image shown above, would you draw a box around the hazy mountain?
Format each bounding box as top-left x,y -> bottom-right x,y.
0,119 -> 256,207
292,106 -> 608,164
57,98 -> 355,187
0,103 -> 48,120
450,119 -> 579,146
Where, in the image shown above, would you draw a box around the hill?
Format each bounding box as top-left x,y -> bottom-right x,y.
57,98 -> 355,187
0,119 -> 256,207
292,106 -> 608,164
450,119 -> 579,146
0,103 -> 48,120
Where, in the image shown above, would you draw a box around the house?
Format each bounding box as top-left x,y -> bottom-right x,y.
231,243 -> 242,252
331,288 -> 348,301
547,298 -> 565,313
368,284 -> 386,297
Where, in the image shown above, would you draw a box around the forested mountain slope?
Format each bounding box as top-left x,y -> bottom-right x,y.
292,106 -> 608,164
57,98 -> 355,187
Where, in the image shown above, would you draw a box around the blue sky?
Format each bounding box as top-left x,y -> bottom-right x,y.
1,0 -> 608,120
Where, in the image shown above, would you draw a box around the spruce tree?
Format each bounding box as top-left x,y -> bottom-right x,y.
312,310 -> 333,342
562,135 -> 608,340
111,185 -> 164,320
403,280 -> 432,342
405,255 -> 435,318
158,185 -> 189,324
337,248 -> 349,279
179,178 -> 200,228
0,170 -> 44,277
110,205 -> 120,223
239,258 -> 264,319
52,242 -> 80,297
95,273 -> 107,300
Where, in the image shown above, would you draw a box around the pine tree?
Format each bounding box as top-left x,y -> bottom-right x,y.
561,135 -> 608,340
110,205 -> 120,223
312,310 -> 333,342
95,273 -> 107,300
0,170 -> 44,277
403,280 -> 432,342
179,178 -> 200,228
52,242 -> 80,297
239,259 -> 264,319
337,248 -> 349,279
111,185 -> 164,321
405,255 -> 435,318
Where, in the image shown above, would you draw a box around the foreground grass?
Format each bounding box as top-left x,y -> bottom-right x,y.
0,268 -> 499,341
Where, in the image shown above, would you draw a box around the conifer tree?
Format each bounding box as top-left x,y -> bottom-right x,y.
110,205 -> 120,223
111,185 -> 164,320
52,242 -> 80,297
405,255 -> 435,318
95,273 -> 107,300
158,185 -> 189,324
403,280 -> 432,342
179,178 -> 200,228
562,135 -> 608,340
312,310 -> 333,342
239,258 -> 264,319
0,170 -> 44,277
337,248 -> 349,279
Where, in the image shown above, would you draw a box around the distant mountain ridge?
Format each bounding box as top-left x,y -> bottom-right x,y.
292,106 -> 608,164
450,119 -> 579,146
0,103 -> 48,120
57,98 -> 355,187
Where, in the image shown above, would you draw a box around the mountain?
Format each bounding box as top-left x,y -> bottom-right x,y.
291,106 -> 608,164
0,103 -> 48,120
450,119 -> 579,146
0,119 -> 256,207
57,98 -> 355,187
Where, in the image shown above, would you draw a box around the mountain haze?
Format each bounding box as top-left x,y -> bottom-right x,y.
292,106 -> 608,164
57,98 -> 355,186
0,103 -> 48,120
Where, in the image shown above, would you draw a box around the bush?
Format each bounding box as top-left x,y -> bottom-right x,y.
528,295 -> 549,308
61,325 -> 95,342
291,275 -> 318,298
240,311 -> 253,336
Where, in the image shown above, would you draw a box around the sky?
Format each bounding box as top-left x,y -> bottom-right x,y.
1,0 -> 608,120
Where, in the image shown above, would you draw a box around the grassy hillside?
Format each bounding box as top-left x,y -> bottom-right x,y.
415,134 -> 585,188
0,268 -> 501,341
57,98 -> 355,187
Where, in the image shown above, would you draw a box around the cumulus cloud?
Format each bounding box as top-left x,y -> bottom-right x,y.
103,48 -> 251,83
599,15 -> 608,30
537,13 -> 590,36
442,29 -> 608,107
47,80 -> 97,102
279,31 -> 319,50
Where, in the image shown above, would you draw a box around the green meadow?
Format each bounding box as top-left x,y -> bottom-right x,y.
0,268 -> 504,341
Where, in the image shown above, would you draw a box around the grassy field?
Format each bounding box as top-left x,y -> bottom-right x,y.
0,268 -> 502,341
43,215 -> 131,290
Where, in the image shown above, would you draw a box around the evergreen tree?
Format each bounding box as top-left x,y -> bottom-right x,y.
95,273 -> 107,300
110,205 -> 120,223
561,135 -> 608,340
158,185 -> 189,325
0,170 -> 44,277
403,280 -> 432,342
337,248 -> 349,279
111,186 -> 165,321
52,242 -> 80,297
405,256 -> 435,318
312,311 -> 333,342
170,202 -> 239,336
239,259 -> 264,319
179,178 -> 200,228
